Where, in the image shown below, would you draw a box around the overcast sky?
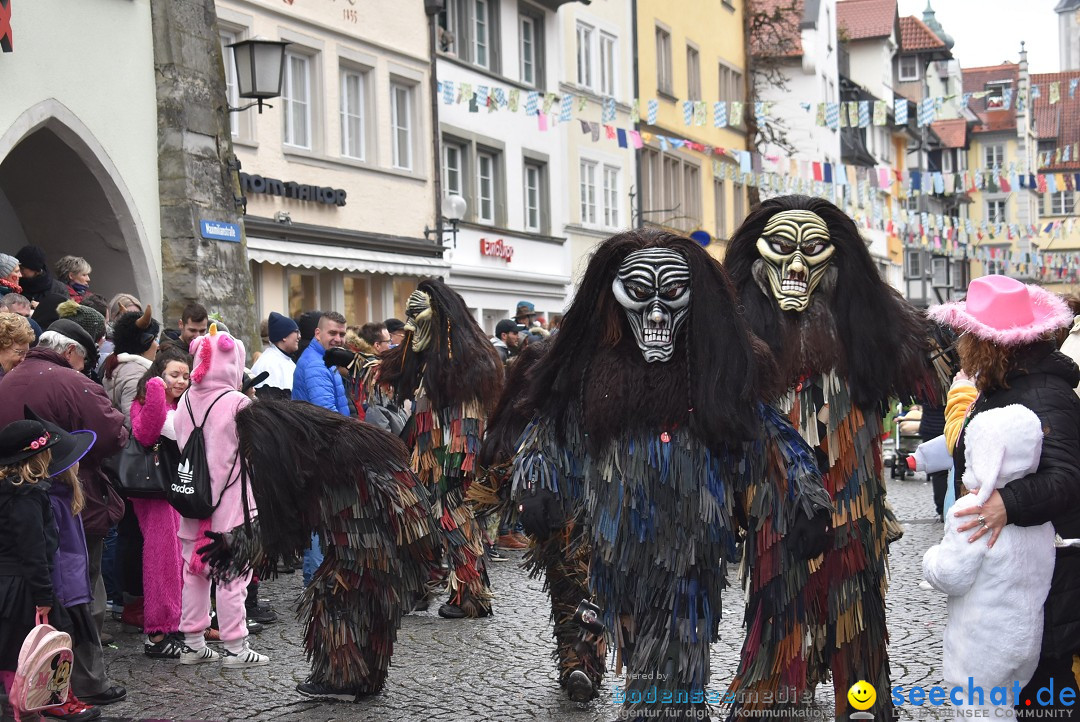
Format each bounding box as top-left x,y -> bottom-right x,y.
896,0 -> 1061,74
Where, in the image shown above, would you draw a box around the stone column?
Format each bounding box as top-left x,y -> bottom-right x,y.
151,0 -> 256,350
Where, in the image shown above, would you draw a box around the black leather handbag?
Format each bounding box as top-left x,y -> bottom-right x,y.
113,436 -> 180,499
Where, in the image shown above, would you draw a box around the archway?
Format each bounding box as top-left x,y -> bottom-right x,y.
0,101 -> 157,305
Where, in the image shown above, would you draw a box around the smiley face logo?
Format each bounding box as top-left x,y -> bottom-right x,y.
847,680 -> 876,711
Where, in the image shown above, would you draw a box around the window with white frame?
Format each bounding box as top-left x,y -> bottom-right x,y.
477,151 -> 497,223
576,22 -> 593,89
390,82 -> 413,171
603,165 -> 620,228
580,160 -> 597,225
986,199 -> 1007,224
523,161 -> 544,233
1050,191 -> 1076,216
220,31 -> 241,139
520,15 -> 538,87
282,52 -> 312,149
899,55 -> 919,81
984,144 -> 1004,169
444,141 -> 465,197
905,250 -> 922,278
340,68 -> 366,160
931,256 -> 950,287
686,45 -> 701,101
942,149 -> 954,174
474,0 -> 491,69
438,0 -> 500,71
656,26 -> 672,95
985,82 -> 1009,109
600,33 -> 617,97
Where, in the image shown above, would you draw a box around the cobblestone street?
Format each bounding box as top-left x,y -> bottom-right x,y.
98,473 -> 947,721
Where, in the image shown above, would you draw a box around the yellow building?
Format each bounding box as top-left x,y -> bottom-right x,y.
634,0 -> 749,259
961,59 -> 1041,281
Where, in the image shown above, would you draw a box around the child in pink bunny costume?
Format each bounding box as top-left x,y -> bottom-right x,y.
173,325 -> 267,667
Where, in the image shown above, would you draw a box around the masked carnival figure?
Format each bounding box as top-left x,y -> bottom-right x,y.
372,278 -> 504,619
198,399 -> 440,702
724,195 -> 933,720
509,229 -> 832,720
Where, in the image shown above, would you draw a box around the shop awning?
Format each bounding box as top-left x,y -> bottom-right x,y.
246,237 -> 451,277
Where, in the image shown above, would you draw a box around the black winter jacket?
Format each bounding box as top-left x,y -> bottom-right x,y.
953,344 -> 1080,658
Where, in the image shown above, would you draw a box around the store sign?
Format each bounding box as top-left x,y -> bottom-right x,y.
200,219 -> 241,243
1,0 -> 13,53
239,172 -> 347,207
480,238 -> 514,263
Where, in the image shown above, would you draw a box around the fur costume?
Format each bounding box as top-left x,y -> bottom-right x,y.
200,400 -> 440,696
173,325 -> 255,649
725,195 -> 933,720
923,405 -> 1055,712
372,278 -> 504,617
508,229 -> 832,719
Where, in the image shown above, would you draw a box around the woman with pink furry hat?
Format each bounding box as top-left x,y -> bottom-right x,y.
172,325 -> 267,668
127,345 -> 192,659
928,274 -> 1080,714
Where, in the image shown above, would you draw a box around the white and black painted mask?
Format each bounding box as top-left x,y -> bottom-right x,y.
611,248 -> 691,363
753,210 -> 834,312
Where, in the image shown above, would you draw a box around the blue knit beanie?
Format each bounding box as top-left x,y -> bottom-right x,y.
268,311 -> 299,343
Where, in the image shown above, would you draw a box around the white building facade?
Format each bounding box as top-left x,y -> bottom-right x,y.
0,0 -> 161,304
436,0 -> 581,331
216,0 -> 448,325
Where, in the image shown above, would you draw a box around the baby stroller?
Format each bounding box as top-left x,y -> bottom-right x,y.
890,404 -> 922,480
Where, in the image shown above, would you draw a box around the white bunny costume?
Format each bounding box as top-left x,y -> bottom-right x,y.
922,404 -> 1055,709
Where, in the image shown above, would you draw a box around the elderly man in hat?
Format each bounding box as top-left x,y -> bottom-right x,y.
0,319 -> 128,707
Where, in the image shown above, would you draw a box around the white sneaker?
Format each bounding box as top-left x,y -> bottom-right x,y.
221,643 -> 270,668
179,644 -> 220,665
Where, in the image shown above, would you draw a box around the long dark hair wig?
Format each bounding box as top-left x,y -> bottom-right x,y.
725,195 -> 931,408
524,228 -> 768,454
478,338 -> 551,469
379,278 -> 504,412
234,399 -> 417,561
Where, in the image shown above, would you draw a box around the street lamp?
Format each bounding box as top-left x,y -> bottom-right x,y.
227,38 -> 291,114
425,194 -> 467,247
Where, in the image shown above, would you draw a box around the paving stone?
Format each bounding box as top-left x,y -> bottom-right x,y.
97,473 -> 950,721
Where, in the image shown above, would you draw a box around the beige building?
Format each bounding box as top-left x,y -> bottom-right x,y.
216,0 -> 449,326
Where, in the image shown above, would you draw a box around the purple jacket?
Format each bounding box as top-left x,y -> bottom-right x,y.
47,483 -> 92,608
0,348 -> 128,536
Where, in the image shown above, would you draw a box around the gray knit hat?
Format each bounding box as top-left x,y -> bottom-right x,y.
0,253 -> 18,278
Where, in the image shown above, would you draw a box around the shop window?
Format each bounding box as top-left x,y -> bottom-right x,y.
288,272 -> 318,319
392,277 -> 421,320
343,276 -> 372,326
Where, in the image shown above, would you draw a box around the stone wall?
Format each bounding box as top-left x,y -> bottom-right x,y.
152,0 -> 256,350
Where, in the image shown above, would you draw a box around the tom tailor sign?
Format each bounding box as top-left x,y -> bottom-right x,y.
239,172 -> 347,207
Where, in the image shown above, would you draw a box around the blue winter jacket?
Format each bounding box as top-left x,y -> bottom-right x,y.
292,338 -> 350,416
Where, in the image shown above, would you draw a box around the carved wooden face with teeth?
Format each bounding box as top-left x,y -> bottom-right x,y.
753,209 -> 834,312
611,248 -> 691,362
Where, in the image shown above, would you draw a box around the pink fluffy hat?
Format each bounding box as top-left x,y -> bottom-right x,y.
928,275 -> 1073,346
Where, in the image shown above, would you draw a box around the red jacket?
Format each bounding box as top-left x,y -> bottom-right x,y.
0,348 -> 128,536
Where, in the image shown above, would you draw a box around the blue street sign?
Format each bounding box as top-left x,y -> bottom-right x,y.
200,219 -> 241,242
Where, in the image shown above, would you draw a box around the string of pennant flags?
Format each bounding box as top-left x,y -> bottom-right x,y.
438,76 -> 1080,272
438,76 -> 1080,142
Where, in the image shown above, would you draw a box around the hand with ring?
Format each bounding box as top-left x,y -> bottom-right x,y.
953,490 -> 1007,548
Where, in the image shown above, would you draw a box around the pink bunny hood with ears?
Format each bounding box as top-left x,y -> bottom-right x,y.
962,404 -> 1044,505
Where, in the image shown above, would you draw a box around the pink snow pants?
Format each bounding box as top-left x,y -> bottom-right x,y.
179,538 -> 250,645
